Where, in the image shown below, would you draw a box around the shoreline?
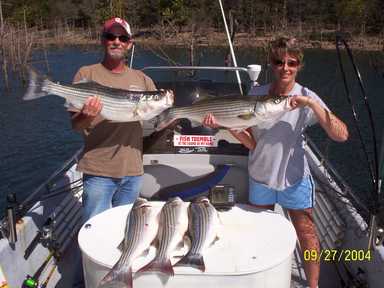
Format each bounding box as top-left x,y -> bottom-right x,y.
139,32 -> 384,51
39,31 -> 384,52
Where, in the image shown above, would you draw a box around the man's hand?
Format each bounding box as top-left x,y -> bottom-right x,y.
202,113 -> 219,128
71,96 -> 103,132
81,96 -> 103,117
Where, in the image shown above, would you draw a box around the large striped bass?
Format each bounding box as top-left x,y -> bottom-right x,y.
98,198 -> 159,288
175,197 -> 219,272
137,197 -> 189,276
23,69 -> 174,122
155,95 -> 291,131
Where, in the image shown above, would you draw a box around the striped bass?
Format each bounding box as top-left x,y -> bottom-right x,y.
23,69 -> 174,122
175,197 -> 219,272
98,198 -> 159,288
155,95 -> 291,131
137,197 -> 189,276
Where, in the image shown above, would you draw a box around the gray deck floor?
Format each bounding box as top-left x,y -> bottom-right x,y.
291,251 -> 344,288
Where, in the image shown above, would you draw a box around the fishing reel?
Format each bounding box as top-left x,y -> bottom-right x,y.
0,193 -> 18,246
22,275 -> 38,288
375,226 -> 384,246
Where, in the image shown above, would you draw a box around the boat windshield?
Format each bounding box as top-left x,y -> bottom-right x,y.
142,66 -> 253,156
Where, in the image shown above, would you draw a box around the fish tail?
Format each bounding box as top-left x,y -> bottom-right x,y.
174,253 -> 205,272
98,264 -> 132,288
137,258 -> 174,276
154,108 -> 178,131
23,68 -> 50,100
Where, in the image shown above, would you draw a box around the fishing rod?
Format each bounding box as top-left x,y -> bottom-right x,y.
21,198 -> 83,287
21,213 -> 83,288
377,135 -> 384,245
7,178 -> 82,223
21,252 -> 55,288
224,10 -> 237,68
306,137 -> 370,214
1,169 -> 82,248
17,149 -> 83,217
335,34 -> 381,249
218,0 -> 243,96
335,35 -> 378,199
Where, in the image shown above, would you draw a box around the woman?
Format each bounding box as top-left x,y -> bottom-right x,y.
203,37 -> 349,288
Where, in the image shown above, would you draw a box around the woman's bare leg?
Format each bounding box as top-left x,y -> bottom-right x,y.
289,208 -> 320,288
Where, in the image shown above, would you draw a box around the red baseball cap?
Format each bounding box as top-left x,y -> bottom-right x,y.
102,17 -> 132,36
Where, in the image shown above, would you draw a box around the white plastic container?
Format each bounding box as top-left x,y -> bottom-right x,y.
78,203 -> 296,288
247,64 -> 262,85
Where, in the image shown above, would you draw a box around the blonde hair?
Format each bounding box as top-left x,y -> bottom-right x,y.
269,37 -> 304,64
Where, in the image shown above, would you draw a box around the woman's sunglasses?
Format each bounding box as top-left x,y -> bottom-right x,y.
272,59 -> 300,68
103,32 -> 131,43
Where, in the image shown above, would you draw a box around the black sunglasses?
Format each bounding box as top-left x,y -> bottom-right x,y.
103,32 -> 130,43
272,59 -> 300,68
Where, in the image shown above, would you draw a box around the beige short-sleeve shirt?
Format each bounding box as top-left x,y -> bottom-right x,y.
69,63 -> 156,178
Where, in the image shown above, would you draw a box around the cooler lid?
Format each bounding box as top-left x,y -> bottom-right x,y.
78,202 -> 296,275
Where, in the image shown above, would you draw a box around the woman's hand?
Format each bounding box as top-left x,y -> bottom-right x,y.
202,114 -> 257,149
289,95 -> 313,110
290,95 -> 349,142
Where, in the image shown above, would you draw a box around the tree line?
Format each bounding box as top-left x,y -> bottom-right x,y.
1,0 -> 383,38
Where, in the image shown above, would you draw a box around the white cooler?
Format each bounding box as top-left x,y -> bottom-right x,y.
78,203 -> 297,288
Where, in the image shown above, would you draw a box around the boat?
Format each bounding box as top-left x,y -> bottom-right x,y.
0,60 -> 383,287
1,3 -> 384,288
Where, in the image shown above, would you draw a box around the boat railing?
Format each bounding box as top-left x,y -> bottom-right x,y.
142,65 -> 261,86
18,147 -> 83,214
305,135 -> 370,217
0,147 -> 83,246
143,66 -> 249,73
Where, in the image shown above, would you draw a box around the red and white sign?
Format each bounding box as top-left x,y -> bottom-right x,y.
173,135 -> 217,147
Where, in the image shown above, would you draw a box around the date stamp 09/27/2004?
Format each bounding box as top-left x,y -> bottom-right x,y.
303,249 -> 372,262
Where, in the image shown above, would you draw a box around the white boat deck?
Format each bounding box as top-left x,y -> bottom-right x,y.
1,131 -> 382,287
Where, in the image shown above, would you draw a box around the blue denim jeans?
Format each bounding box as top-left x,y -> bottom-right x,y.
82,174 -> 143,222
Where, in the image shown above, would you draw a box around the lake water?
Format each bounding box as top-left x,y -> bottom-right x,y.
0,44 -> 383,215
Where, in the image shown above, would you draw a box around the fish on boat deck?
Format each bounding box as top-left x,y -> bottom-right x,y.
98,198 -> 159,288
23,69 -> 174,122
137,197 -> 189,276
175,197 -> 220,272
155,94 -> 291,131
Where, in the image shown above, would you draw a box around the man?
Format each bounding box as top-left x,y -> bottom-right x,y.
69,17 -> 157,221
